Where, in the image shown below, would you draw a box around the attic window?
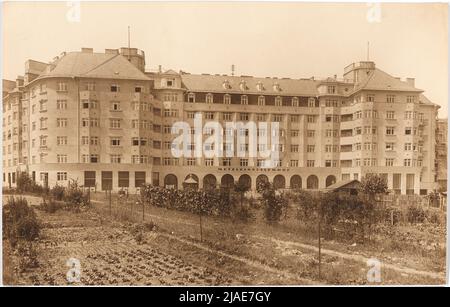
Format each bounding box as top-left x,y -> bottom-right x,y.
273,83 -> 281,92
167,79 -> 174,87
187,93 -> 195,103
135,86 -> 142,93
239,80 -> 247,91
256,82 -> 264,91
111,85 -> 120,92
222,80 -> 230,90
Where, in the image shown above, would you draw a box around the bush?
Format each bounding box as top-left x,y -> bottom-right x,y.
258,181 -> 288,223
64,179 -> 89,211
51,185 -> 65,201
406,204 -> 426,224
38,200 -> 65,214
16,172 -> 45,195
3,197 -> 40,248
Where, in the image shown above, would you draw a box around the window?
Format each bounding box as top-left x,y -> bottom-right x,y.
206,93 -> 213,104
366,94 -> 375,102
110,119 -> 121,129
272,114 -> 283,122
57,82 -> 68,92
406,96 -> 416,103
307,115 -> 316,123
240,113 -> 249,121
291,145 -> 299,152
386,95 -> 395,103
111,101 -> 121,111
307,145 -> 315,153
90,137 -> 99,146
187,111 -> 195,119
386,127 -> 395,135
386,111 -> 395,119
56,100 -> 67,110
405,127 -> 412,135
325,99 -> 339,107
292,97 -> 299,107
110,137 -> 121,146
290,115 -> 300,123
110,84 -> 120,92
110,155 -> 121,163
56,118 -> 68,127
241,95 -> 248,105
291,130 -> 299,137
386,143 -> 395,151
307,160 -> 315,167
186,158 -> 196,166
308,98 -> 316,108
205,158 -> 214,166
404,143 -> 412,151
275,96 -> 282,106
135,86 -> 143,93
166,79 -> 174,87
222,112 -> 232,121
307,130 -> 315,137
56,136 -> 68,145
290,160 -> 299,167
222,158 -> 231,166
85,82 -> 95,91
240,159 -> 248,167
188,93 -> 195,103
57,155 -> 67,163
39,100 -> 47,111
386,158 -> 394,167
327,86 -> 336,94
90,155 -> 99,163
164,109 -> 178,117
118,172 -> 129,188
258,96 -> 265,106
205,112 -> 214,120
223,94 -> 231,104
40,118 -> 47,129
404,159 -> 412,167
57,172 -> 67,181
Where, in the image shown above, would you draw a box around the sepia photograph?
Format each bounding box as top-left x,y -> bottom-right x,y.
0,0 -> 448,291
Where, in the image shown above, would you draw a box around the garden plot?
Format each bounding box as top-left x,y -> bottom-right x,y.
13,209 -> 236,286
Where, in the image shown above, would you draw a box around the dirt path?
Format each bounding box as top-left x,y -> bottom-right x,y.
254,236 -> 445,281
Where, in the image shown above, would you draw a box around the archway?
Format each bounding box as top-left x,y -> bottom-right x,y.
238,174 -> 252,190
326,175 -> 337,187
290,175 -> 302,189
307,175 -> 319,190
203,174 -> 217,192
220,174 -> 234,190
164,174 -> 178,189
273,175 -> 286,190
183,174 -> 199,190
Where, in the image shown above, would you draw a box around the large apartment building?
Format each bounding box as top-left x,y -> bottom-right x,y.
2,47 -> 441,195
436,118 -> 448,191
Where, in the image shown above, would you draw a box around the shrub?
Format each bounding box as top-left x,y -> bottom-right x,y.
51,184 -> 65,201
38,200 -> 65,214
258,181 -> 288,223
406,204 -> 426,224
16,172 -> 45,195
3,197 -> 40,248
64,179 -> 89,211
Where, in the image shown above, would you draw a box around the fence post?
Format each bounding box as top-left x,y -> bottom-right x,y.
109,190 -> 112,217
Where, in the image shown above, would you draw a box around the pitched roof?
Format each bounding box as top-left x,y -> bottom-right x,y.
419,94 -> 440,108
39,52 -> 150,81
353,68 -> 422,93
180,74 -> 320,96
324,179 -> 362,192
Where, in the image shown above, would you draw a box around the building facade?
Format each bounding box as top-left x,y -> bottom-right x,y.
2,47 -> 441,195
436,118 -> 447,191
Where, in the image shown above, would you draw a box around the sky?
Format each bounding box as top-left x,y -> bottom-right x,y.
2,1 -> 448,117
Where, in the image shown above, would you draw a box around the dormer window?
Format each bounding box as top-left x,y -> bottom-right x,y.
222,80 -> 230,90
241,95 -> 248,105
292,97 -> 299,107
327,85 -> 336,94
239,80 -> 247,91
135,86 -> 142,93
258,96 -> 265,106
223,94 -> 231,104
256,82 -> 264,91
166,79 -> 174,87
187,93 -> 195,103
206,93 -> 213,104
275,96 -> 282,106
273,83 -> 281,92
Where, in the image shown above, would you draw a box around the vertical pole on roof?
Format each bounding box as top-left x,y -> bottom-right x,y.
127,26 -> 131,61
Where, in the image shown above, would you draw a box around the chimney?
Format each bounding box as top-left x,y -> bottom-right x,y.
81,48 -> 93,53
158,65 -> 162,73
406,78 -> 415,87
